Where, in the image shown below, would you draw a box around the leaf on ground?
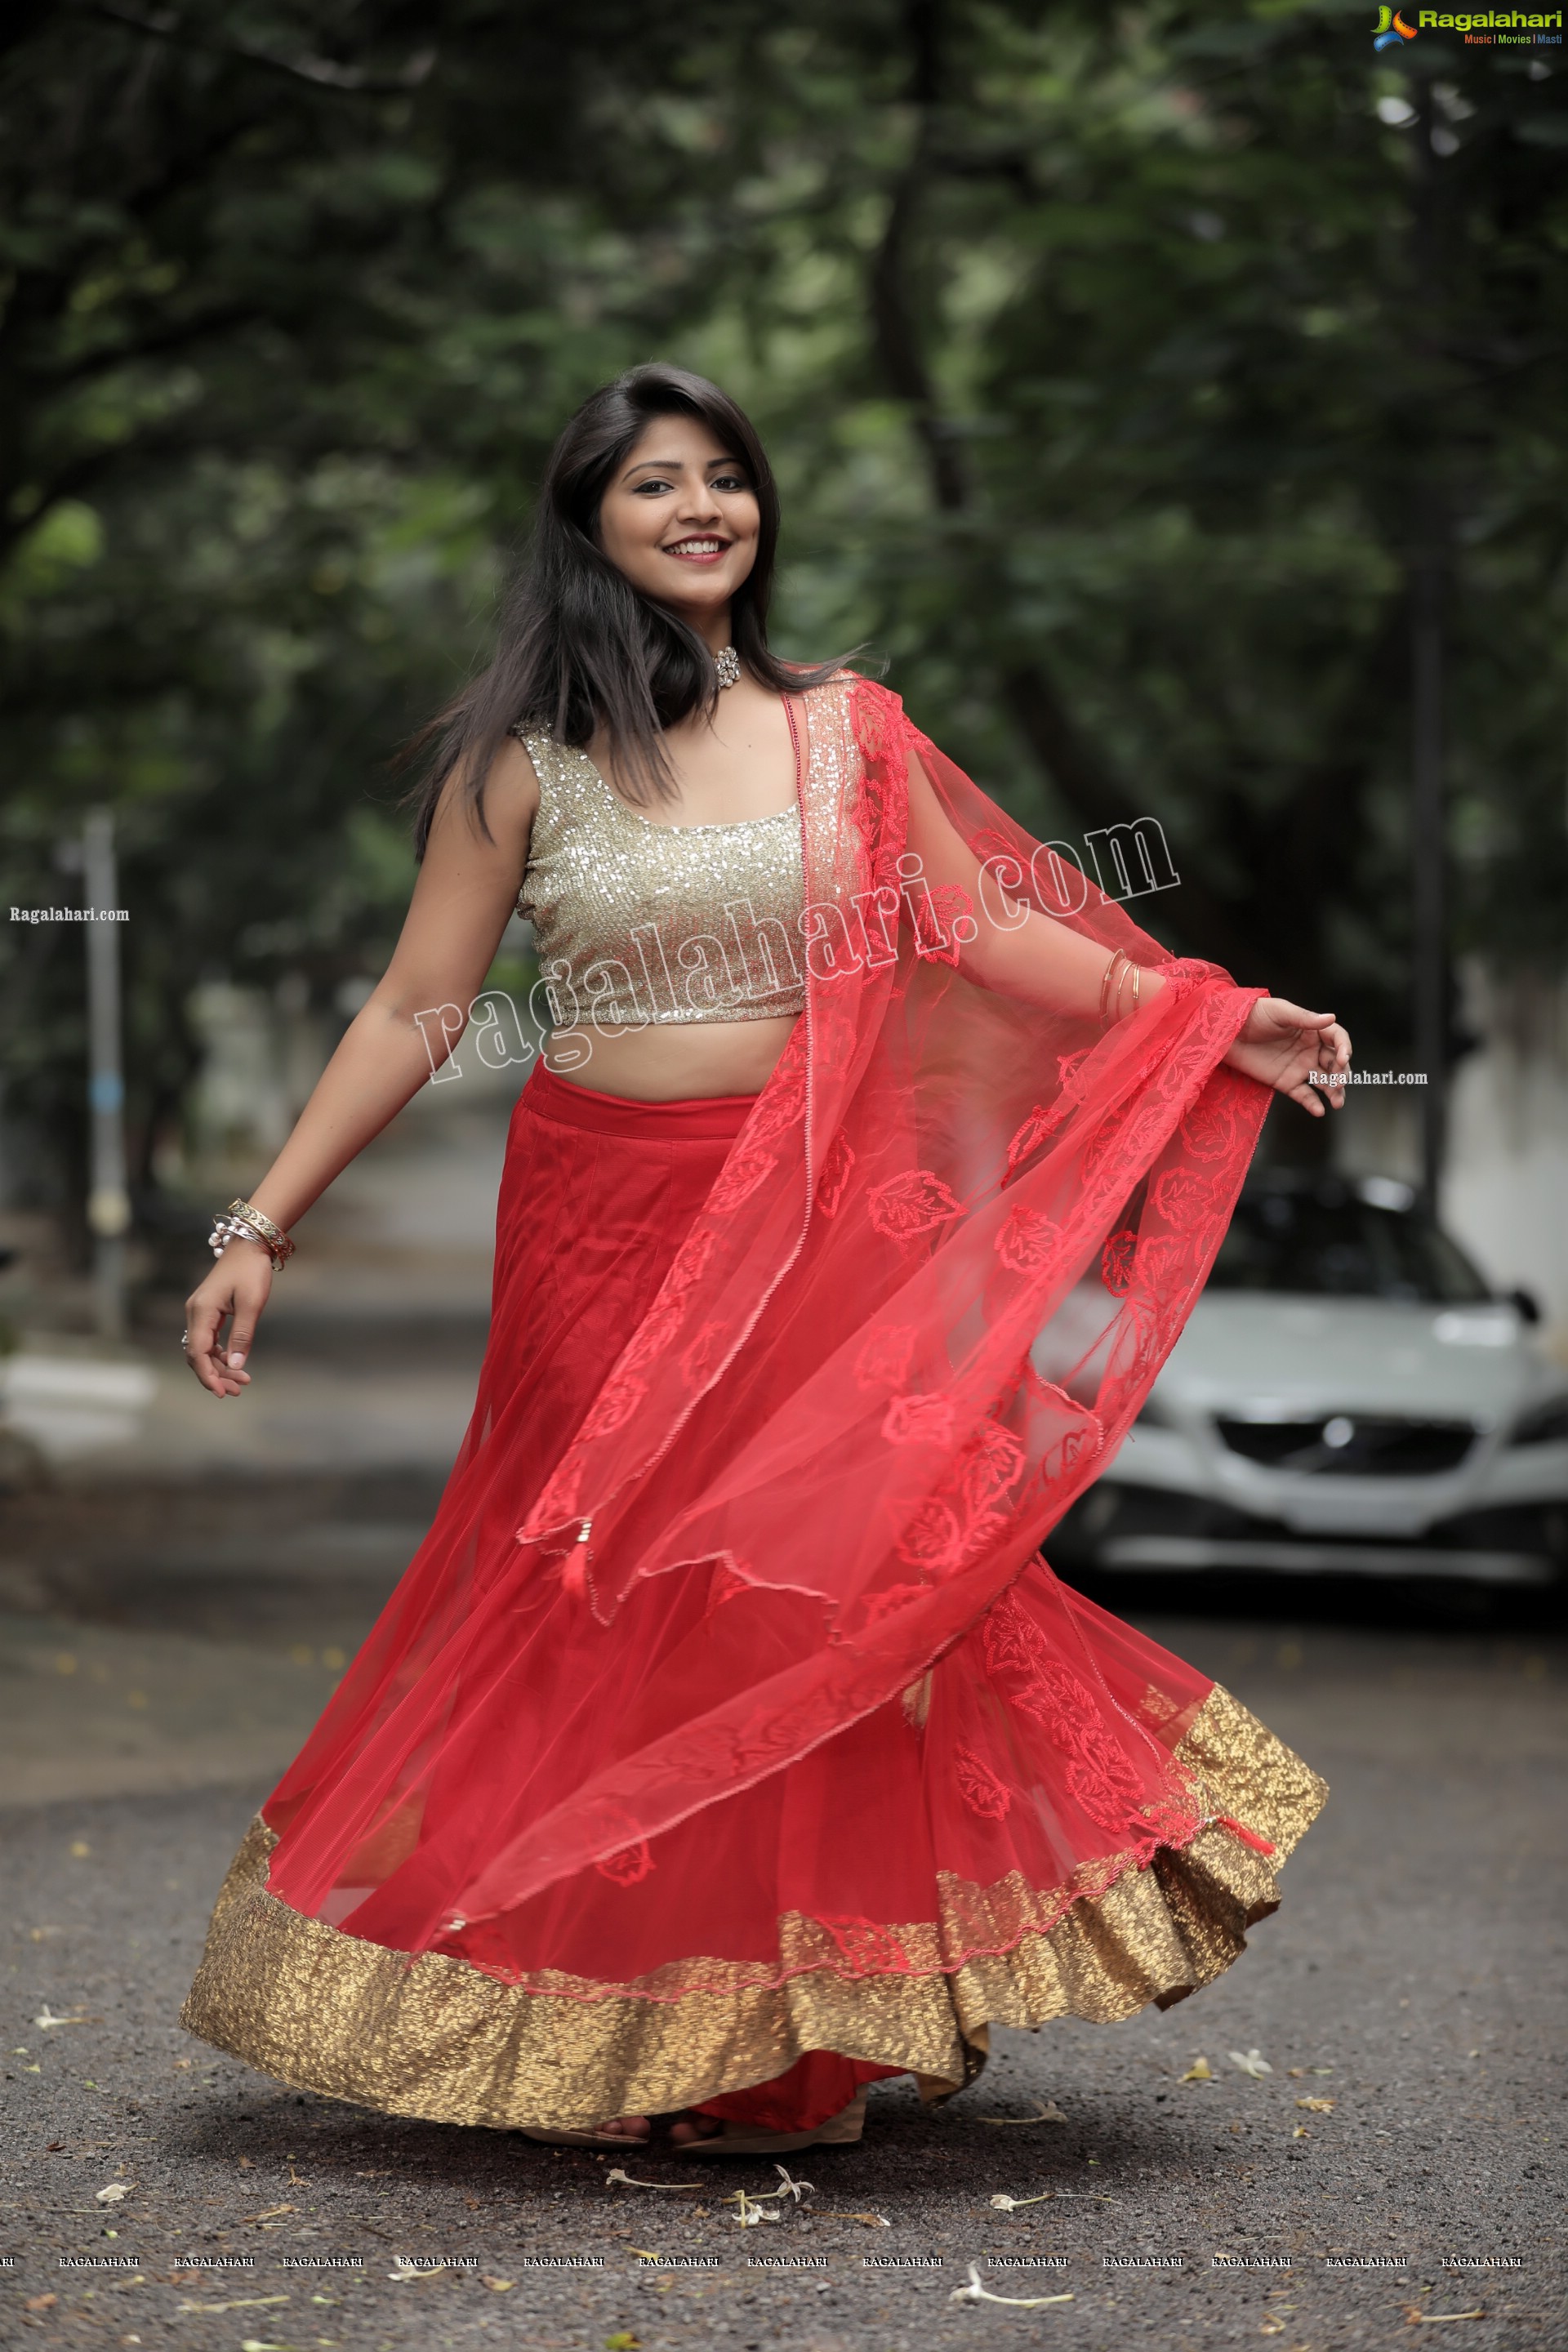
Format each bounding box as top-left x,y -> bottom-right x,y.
605,2335 -> 642,2350
24,2296 -> 56,2312
811,2210 -> 891,2226
1228,2048 -> 1272,2078
176,2298 -> 289,2314
243,2205 -> 295,2223
481,2276 -> 514,2291
978,2100 -> 1068,2124
1295,2097 -> 1335,2113
1181,2057 -> 1215,2082
1401,2308 -> 1486,2326
1261,2320 -> 1287,2336
1291,2125 -> 1310,2140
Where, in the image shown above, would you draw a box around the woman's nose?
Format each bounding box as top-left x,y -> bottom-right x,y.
674,473 -> 723,524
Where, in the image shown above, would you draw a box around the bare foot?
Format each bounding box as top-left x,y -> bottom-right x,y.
602,2115 -> 653,2142
666,2111 -> 724,2146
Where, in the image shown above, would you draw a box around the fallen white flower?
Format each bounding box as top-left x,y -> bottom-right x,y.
387,2257 -> 447,2280
988,2189 -> 1053,2212
94,2184 -> 131,2204
719,2167 -> 814,2229
728,2190 -> 782,2229
950,2263 -> 1075,2309
604,2167 -> 703,2190
1228,2048 -> 1272,2078
34,2007 -> 89,2030
768,2163 -> 814,2203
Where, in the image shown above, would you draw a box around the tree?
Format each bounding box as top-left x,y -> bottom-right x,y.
2,0 -> 1563,1225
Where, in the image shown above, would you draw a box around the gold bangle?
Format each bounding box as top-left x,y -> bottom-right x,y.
222,1198 -> 296,1269
1106,957 -> 1144,1028
1099,950 -> 1129,1031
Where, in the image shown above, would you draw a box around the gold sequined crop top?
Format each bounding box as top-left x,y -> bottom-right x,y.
511,730 -> 807,1028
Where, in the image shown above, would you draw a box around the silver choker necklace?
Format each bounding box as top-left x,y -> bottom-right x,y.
714,644 -> 741,689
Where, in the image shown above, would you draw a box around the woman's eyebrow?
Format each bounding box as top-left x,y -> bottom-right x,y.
621,453 -> 746,478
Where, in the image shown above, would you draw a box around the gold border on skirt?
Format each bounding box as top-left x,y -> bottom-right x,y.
180,1682 -> 1326,2132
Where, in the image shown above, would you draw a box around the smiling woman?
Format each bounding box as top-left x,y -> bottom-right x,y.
600,427 -> 761,622
406,363 -> 842,825
180,363 -> 1343,2165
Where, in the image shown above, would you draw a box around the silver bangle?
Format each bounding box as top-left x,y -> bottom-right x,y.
208,1214 -> 288,1271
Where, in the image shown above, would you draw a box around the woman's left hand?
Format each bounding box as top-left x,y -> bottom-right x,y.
1223,996 -> 1351,1116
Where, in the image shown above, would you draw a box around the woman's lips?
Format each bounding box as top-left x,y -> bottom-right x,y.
662,537 -> 730,567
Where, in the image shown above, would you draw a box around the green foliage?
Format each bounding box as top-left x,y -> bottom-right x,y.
1,0 -> 1563,1208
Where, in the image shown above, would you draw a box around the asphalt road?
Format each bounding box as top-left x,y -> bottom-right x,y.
4,1575 -> 1565,2352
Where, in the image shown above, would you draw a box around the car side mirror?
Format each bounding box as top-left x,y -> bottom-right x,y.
1507,1286 -> 1543,1325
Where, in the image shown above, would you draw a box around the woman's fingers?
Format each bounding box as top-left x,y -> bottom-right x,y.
184,1257 -> 270,1396
1263,996 -> 1334,1031
184,1295 -> 234,1396
226,1305 -> 259,1373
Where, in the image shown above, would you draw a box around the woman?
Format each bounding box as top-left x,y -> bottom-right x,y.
181,364 -> 1343,2158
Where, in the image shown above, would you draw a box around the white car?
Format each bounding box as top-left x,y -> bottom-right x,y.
1058,1172 -> 1568,1589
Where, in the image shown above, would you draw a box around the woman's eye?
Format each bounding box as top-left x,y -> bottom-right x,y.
712,474 -> 749,492
632,478 -> 674,496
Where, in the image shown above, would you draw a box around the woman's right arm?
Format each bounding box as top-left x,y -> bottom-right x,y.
184,740 -> 538,1397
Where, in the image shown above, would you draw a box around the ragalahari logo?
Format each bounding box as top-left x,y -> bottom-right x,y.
1374,5 -> 1419,43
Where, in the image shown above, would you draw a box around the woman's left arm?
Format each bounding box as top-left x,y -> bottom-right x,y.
903,746 -> 1349,1114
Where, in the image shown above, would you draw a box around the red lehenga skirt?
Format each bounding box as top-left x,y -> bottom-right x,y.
182,1061 -> 1326,2136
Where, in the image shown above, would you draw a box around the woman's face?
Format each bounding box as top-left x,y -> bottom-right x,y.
596,414 -> 760,639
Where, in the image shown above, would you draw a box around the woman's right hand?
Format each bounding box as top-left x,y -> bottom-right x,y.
184,1241 -> 274,1397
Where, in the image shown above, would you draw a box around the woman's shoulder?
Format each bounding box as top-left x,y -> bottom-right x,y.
507,723 -> 594,791
790,663 -> 902,711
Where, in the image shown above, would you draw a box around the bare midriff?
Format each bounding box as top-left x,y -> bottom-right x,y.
542,1011 -> 799,1103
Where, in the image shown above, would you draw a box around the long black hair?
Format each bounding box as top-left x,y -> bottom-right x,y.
408,363 -> 841,847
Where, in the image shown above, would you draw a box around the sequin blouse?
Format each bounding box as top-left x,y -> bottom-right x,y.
511,730 -> 807,1028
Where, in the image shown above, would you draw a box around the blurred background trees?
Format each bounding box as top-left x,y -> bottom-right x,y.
2,0 -> 1565,1231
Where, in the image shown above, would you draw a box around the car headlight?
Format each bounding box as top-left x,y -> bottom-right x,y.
1508,1396 -> 1568,1447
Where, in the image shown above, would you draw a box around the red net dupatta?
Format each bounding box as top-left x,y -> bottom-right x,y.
270,675 -> 1271,1951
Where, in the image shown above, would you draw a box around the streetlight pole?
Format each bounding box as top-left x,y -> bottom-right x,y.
1410,497 -> 1446,1217
82,809 -> 129,1340
1410,75 -> 1447,1218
